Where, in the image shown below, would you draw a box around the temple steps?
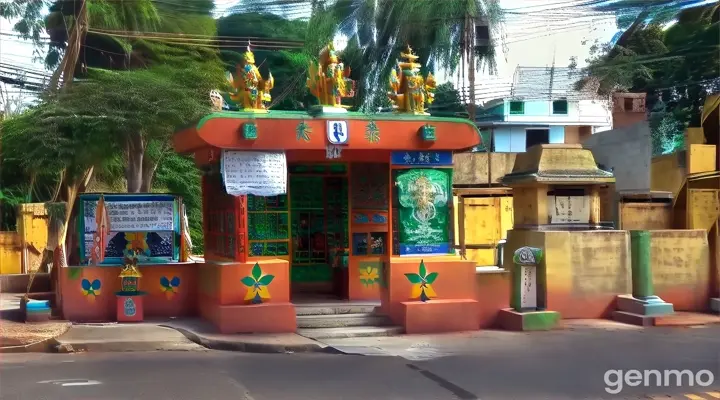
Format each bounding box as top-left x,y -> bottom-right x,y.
294,302 -> 403,339
298,326 -> 404,340
297,313 -> 389,329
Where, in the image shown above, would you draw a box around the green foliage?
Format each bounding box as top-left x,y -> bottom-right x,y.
580,2 -> 719,153
307,0 -> 502,111
154,153 -> 204,253
650,112 -> 686,155
429,83 -> 465,116
216,12 -> 311,110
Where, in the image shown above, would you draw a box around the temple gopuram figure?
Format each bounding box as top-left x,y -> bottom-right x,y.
226,45 -> 274,112
307,42 -> 355,113
388,45 -> 437,115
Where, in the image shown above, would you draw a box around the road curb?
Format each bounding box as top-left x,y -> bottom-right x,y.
0,337 -> 60,353
163,325 -> 343,354
51,340 -> 207,353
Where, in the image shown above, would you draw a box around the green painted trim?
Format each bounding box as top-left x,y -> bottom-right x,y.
521,310 -> 560,331
630,230 -> 654,298
194,111 -> 481,134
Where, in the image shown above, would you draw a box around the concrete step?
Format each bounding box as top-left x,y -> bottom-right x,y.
616,295 -> 674,316
298,326 -> 404,340
711,298 -> 720,314
296,313 -> 391,329
612,311 -> 655,327
295,303 -> 379,316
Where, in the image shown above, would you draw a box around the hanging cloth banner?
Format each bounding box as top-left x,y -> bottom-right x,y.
181,204 -> 193,261
89,195 -> 111,266
221,150 -> 287,196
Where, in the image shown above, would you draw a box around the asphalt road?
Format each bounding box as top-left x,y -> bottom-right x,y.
0,325 -> 719,400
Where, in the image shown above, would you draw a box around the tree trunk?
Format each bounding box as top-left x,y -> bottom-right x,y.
139,156 -> 158,193
49,0 -> 88,90
125,134 -> 145,193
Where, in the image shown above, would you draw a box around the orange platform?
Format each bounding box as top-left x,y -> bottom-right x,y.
401,299 -> 479,334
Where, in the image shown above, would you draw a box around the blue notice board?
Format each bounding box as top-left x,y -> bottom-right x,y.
391,151 -> 453,166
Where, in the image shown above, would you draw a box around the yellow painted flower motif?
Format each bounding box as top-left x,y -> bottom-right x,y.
404,260 -> 438,302
241,263 -> 274,304
359,265 -> 380,287
125,232 -> 148,252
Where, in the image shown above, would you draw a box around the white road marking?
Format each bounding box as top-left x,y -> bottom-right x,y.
59,381 -> 102,386
37,379 -> 102,386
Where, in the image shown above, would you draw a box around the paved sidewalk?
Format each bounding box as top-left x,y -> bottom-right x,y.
55,324 -> 206,353
160,318 -> 334,353
55,319 -> 332,354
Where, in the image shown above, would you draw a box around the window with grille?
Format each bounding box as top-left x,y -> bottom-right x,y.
509,101 -> 524,115
247,194 -> 290,258
552,100 -> 568,115
202,174 -> 244,261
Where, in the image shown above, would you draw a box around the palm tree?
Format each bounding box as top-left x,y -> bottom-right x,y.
305,0 -> 503,112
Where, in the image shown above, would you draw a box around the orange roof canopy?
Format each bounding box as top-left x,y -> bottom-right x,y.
173,111 -> 481,154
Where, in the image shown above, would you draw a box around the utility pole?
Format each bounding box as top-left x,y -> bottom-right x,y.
466,14 -> 476,122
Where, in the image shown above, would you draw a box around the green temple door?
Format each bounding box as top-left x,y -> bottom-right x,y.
289,166 -> 349,298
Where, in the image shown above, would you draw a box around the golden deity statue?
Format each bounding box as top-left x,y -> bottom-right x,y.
226,45 -> 274,112
388,45 -> 437,115
307,42 -> 355,112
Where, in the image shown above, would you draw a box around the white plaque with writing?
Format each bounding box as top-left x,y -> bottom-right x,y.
221,150 -> 287,196
327,121 -> 349,144
84,201 -> 174,232
520,265 -> 537,309
548,195 -> 590,224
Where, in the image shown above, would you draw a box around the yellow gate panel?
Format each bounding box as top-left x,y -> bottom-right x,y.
463,197 -> 500,244
499,196 -> 513,239
0,232 -> 22,274
688,189 -> 720,231
466,248 -> 495,266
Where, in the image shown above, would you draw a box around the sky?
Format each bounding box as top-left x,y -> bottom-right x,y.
0,0 -> 632,107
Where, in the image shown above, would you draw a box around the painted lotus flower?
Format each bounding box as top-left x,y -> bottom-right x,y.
241,263 -> 275,304
160,276 -> 180,299
125,232 -> 149,253
359,265 -> 380,287
81,278 -> 102,302
404,260 -> 437,302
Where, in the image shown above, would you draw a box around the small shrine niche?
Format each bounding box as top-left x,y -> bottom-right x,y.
388,45 -> 437,115
307,42 -> 356,114
225,45 -> 274,112
501,144 -> 615,230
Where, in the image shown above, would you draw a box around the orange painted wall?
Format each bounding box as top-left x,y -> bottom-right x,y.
380,256 -> 477,325
201,259 -> 291,306
59,263 -> 198,322
197,259 -> 295,333
475,271 -> 511,328
348,256 -> 383,301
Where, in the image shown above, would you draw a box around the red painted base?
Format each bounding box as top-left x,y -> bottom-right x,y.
116,295 -> 145,322
199,298 -> 296,334
401,299 -> 479,334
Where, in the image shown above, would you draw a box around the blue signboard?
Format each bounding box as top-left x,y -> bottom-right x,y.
400,243 -> 451,256
391,151 -> 453,166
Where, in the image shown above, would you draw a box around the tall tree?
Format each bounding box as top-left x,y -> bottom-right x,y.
578,2 -> 719,154
304,0 -> 503,112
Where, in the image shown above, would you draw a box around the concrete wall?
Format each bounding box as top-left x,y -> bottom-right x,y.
583,121 -> 652,192
503,228 -> 711,319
